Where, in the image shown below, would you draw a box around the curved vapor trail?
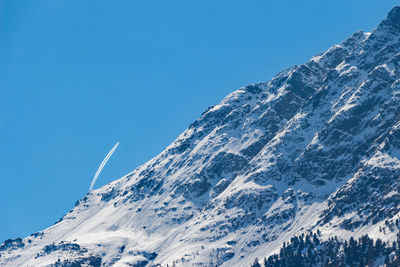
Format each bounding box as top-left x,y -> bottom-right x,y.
89,142 -> 119,191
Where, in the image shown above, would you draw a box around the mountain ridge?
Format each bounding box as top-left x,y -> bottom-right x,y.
2,6 -> 400,267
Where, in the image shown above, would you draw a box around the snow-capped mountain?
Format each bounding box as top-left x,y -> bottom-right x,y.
2,7 -> 400,267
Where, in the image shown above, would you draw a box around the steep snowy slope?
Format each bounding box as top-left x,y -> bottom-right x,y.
2,7 -> 400,267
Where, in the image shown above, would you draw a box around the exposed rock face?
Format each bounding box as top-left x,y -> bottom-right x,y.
2,7 -> 400,267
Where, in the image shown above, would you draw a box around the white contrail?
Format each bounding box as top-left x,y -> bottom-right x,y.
89,142 -> 119,191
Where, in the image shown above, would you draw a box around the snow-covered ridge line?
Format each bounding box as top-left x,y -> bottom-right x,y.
2,6 -> 400,267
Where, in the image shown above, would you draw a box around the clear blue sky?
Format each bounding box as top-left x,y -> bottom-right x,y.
0,1 -> 398,242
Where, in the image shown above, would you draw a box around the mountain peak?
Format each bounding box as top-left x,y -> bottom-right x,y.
3,7 -> 400,267
379,6 -> 400,30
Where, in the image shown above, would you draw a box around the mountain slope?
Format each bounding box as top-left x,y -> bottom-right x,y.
2,7 -> 400,267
